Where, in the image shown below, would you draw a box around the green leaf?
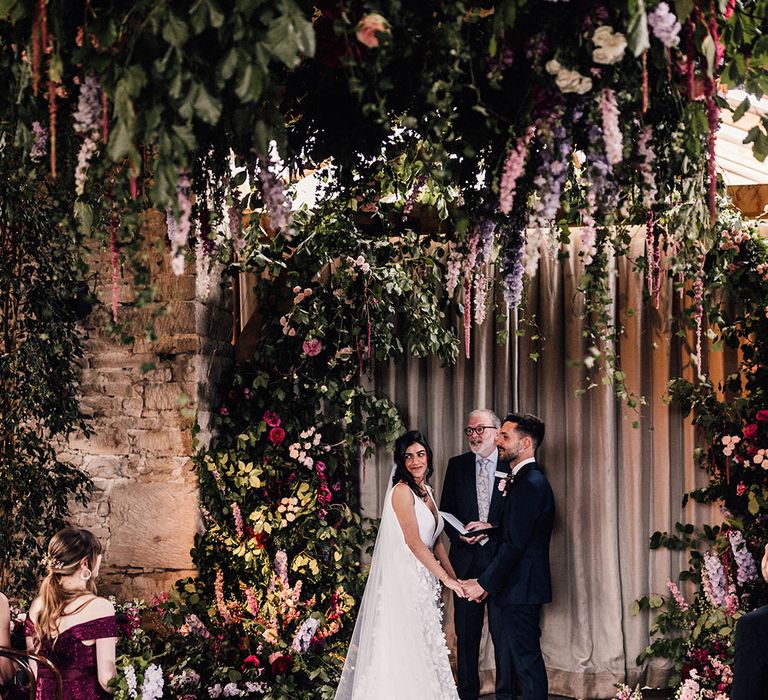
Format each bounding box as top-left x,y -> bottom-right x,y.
731,96 -> 750,123
627,0 -> 650,56
108,120 -> 135,162
674,0 -> 694,20
162,12 -> 189,48
193,84 -> 223,125
263,1 -> 315,68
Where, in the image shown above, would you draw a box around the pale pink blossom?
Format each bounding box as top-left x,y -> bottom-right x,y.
356,14 -> 389,48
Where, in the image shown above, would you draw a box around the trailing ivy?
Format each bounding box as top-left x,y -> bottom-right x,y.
0,144 -> 91,597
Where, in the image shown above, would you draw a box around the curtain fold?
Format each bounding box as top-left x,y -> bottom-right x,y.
365,228 -> 722,698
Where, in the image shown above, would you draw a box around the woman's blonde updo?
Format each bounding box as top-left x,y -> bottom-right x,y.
34,527 -> 102,649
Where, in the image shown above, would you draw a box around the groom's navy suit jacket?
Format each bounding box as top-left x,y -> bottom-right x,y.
440,450 -> 510,580
478,461 -> 554,605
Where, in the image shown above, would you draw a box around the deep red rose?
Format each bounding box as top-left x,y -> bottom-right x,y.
269,427 -> 286,446
756,410 -> 768,423
743,423 -> 759,438
253,531 -> 269,548
242,655 -> 261,669
270,653 -> 293,675
263,410 -> 281,427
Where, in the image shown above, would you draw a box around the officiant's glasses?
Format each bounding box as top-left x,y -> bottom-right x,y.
464,425 -> 496,436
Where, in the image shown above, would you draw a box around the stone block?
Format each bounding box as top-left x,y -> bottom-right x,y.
99,569 -> 197,600
83,455 -> 128,479
143,384 -> 184,412
128,428 -> 191,456
107,482 -> 200,570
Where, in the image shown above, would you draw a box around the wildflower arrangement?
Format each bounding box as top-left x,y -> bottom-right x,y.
634,216 -> 768,696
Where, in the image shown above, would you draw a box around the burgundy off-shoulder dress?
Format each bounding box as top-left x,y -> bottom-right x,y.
24,616 -> 119,700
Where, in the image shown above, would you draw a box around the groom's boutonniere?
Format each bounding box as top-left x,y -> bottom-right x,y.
496,470 -> 514,497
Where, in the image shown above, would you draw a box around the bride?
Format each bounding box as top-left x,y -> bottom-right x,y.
335,430 -> 464,699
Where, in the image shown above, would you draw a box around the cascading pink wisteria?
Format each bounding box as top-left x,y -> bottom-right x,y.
599,88 -> 622,165
214,568 -> 234,624
244,587 -> 259,616
231,501 -> 244,539
498,125 -> 535,215
666,579 -> 689,611
72,74 -> 102,196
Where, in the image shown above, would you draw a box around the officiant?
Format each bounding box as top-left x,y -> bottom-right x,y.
440,408 -> 513,700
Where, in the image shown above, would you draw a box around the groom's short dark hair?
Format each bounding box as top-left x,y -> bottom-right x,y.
505,412 -> 545,450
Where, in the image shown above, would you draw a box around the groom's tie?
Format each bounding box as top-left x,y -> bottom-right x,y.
477,458 -> 490,521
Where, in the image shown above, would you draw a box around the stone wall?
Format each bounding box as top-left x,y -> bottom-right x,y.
60,211 -> 233,599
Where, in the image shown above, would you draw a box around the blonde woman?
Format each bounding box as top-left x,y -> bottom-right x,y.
25,528 -> 119,699
1,590 -> 16,687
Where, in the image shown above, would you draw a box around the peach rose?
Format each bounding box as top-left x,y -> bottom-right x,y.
356,14 -> 389,48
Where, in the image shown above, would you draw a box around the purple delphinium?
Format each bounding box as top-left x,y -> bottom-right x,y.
728,530 -> 758,586
702,551 -> 728,607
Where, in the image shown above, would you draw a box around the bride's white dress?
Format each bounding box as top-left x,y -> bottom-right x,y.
335,483 -> 459,699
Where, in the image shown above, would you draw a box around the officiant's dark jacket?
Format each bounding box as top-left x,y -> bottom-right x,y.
478,461 -> 554,605
732,604 -> 768,700
440,450 -> 510,579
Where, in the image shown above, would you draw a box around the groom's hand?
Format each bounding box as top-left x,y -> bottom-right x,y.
461,578 -> 488,602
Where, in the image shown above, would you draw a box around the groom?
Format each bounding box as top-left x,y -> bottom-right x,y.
461,413 -> 555,700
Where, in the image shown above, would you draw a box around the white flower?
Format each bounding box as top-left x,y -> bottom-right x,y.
555,69 -> 593,94
592,25 -> 627,64
545,58 -> 561,75
208,683 -> 223,698
124,665 -> 138,699
140,663 -> 164,700
222,682 -> 243,696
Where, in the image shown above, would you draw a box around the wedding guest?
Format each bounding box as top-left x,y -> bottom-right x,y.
731,542 -> 768,700
335,430 -> 464,699
25,527 -> 119,699
462,413 -> 555,700
440,408 -> 513,700
0,591 -> 15,686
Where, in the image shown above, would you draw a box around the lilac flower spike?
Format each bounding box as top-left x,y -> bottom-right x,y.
648,2 -> 681,48
728,530 -> 758,586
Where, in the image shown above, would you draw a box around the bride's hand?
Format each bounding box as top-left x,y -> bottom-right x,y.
444,577 -> 465,598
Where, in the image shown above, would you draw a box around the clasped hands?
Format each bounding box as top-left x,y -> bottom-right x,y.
457,578 -> 487,602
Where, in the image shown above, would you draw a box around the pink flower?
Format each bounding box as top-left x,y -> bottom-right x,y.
736,482 -> 746,496
756,410 -> 768,422
263,410 -> 281,427
302,338 -> 323,357
355,14 -> 389,48
269,427 -> 286,446
219,406 -> 229,416
743,423 -> 759,439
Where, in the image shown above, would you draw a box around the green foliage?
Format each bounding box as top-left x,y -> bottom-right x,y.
0,146 -> 91,596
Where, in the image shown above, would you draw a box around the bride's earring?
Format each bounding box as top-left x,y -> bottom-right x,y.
80,566 -> 92,581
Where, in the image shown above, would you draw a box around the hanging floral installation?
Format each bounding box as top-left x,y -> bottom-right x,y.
2,0 -> 768,697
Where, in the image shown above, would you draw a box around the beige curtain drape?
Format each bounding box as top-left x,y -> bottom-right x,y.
363,227 -> 722,699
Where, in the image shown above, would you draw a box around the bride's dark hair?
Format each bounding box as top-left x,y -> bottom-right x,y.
392,430 -> 434,498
